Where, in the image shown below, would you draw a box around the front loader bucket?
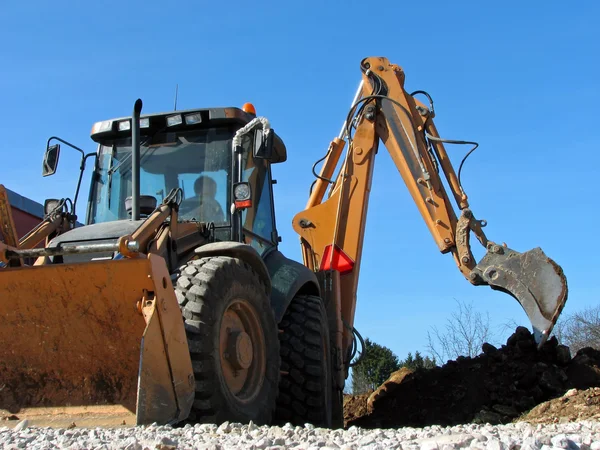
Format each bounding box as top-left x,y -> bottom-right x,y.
472,246 -> 568,347
0,254 -> 194,427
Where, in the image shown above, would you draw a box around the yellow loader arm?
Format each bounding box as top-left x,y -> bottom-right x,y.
0,185 -> 75,270
293,57 -> 567,360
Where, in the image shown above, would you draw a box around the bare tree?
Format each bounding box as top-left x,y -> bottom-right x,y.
350,368 -> 372,395
549,316 -> 569,345
555,305 -> 600,353
426,298 -> 496,363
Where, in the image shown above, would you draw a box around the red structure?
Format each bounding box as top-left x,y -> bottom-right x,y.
2,187 -> 44,240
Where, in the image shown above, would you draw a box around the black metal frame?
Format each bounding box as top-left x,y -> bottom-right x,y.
45,136 -> 96,219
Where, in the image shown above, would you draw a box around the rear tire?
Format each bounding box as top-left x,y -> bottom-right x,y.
274,294 -> 333,428
174,256 -> 280,425
331,384 -> 344,429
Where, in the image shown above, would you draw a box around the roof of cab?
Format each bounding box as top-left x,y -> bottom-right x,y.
90,106 -> 287,163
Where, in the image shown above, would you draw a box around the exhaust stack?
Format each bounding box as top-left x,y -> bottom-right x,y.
131,99 -> 143,221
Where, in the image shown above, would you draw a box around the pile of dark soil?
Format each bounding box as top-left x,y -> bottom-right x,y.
344,327 -> 600,428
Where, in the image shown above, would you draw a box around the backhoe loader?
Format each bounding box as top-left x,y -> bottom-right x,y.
0,56 -> 567,429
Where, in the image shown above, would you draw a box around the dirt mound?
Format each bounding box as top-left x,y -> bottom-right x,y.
343,392 -> 371,425
344,327 -> 600,429
518,387 -> 600,424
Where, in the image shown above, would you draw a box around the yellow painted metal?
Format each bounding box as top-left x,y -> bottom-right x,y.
0,254 -> 193,426
293,56 -> 569,367
137,254 -> 194,424
137,296 -> 179,424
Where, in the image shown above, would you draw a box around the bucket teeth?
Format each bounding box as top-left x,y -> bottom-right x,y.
472,246 -> 568,348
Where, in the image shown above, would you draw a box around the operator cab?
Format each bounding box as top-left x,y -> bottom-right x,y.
41,105 -> 287,261
88,106 -> 286,252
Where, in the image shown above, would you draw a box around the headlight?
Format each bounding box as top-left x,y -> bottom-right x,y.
185,113 -> 202,125
91,120 -> 112,134
166,114 -> 182,127
233,182 -> 252,210
120,118 -> 150,130
118,120 -> 131,131
234,182 -> 251,201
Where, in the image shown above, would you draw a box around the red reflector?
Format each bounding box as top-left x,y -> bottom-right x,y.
319,244 -> 354,274
235,199 -> 252,209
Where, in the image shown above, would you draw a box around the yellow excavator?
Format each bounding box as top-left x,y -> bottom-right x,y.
0,56 -> 567,429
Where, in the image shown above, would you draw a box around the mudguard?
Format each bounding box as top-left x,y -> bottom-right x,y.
194,242 -> 272,295
263,249 -> 320,323
193,244 -> 319,322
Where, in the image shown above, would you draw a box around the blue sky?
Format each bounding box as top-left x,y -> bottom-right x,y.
1,1 -> 598,362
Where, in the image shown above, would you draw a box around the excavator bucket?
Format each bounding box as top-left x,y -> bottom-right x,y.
472,245 -> 568,347
0,254 -> 194,428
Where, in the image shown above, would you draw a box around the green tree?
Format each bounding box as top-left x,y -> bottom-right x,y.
399,351 -> 437,370
422,354 -> 437,369
351,338 -> 400,394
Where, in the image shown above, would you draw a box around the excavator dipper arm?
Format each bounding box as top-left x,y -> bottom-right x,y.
293,57 -> 567,364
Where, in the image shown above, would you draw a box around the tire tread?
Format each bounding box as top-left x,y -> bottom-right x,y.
274,294 -> 331,427
174,256 -> 279,424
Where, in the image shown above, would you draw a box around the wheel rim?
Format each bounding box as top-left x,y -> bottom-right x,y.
219,299 -> 266,403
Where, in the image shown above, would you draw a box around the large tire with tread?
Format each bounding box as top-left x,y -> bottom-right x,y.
274,294 -> 333,428
331,384 -> 344,429
174,255 -> 280,425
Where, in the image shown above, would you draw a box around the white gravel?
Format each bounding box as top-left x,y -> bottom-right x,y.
1,419 -> 599,449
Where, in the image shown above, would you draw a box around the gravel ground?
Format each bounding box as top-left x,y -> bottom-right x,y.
2,419 -> 600,449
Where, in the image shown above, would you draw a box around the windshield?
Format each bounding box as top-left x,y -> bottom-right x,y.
89,128 -> 232,225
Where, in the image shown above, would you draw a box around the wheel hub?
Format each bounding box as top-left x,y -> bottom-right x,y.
227,331 -> 253,370
219,299 -> 266,401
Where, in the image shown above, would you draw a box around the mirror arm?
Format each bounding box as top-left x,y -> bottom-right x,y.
46,136 -> 85,159
44,136 -> 95,221
72,153 -> 97,219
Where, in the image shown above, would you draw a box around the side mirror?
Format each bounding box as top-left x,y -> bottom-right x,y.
44,198 -> 62,215
42,144 -> 60,177
253,129 -> 274,161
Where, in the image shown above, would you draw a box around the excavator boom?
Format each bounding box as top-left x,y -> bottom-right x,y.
293,57 -> 567,364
